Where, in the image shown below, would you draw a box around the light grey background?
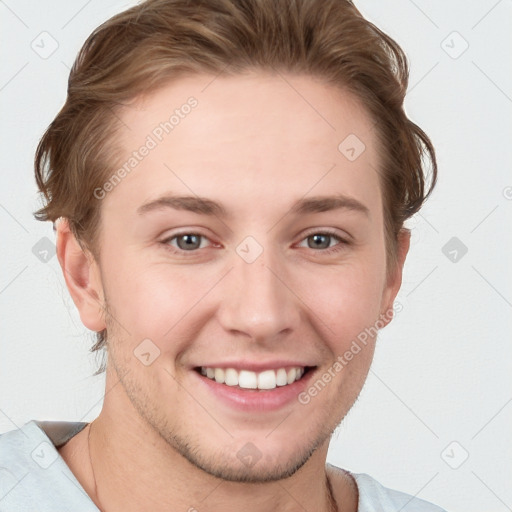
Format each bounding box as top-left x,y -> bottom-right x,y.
1,1 -> 511,511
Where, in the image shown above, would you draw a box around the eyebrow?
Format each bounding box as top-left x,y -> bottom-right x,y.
136,193 -> 370,218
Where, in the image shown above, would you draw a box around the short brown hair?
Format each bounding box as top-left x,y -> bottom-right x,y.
34,0 -> 437,359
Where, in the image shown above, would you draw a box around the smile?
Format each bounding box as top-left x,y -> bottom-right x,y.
197,366 -> 310,390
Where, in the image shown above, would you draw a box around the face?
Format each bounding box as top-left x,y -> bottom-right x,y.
86,72 -> 403,482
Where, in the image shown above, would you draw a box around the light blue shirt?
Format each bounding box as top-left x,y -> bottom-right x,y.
0,420 -> 448,511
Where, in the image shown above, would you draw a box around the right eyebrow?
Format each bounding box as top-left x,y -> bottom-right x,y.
137,195 -> 229,217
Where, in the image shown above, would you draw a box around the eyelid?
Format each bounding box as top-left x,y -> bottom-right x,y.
294,228 -> 351,254
299,227 -> 351,243
160,230 -> 217,250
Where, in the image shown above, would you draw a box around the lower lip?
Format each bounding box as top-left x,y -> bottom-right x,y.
194,369 -> 316,412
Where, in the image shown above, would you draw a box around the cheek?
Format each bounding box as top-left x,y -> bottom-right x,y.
100,252 -> 185,336
302,255 -> 387,341
101,252 -> 231,358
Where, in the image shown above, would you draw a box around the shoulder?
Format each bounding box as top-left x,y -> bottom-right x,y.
0,420 -> 96,511
0,420 -> 46,492
327,464 -> 448,512
352,472 -> 449,511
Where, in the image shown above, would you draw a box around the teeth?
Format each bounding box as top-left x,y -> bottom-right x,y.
258,370 -> 276,390
286,367 -> 296,384
214,368 -> 225,384
238,370 -> 257,389
276,368 -> 288,386
199,366 -> 306,390
224,368 -> 238,386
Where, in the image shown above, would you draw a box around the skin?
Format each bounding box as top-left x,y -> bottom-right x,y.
56,71 -> 410,512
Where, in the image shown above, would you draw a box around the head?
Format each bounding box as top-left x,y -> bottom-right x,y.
34,0 -> 436,483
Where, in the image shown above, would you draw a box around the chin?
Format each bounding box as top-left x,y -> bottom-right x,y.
151,415 -> 336,484
174,439 -> 321,483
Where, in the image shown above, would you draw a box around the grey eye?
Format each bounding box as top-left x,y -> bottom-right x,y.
175,234 -> 203,250
296,231 -> 347,254
307,233 -> 334,249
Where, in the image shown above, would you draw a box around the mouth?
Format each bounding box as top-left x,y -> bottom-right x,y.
193,366 -> 315,391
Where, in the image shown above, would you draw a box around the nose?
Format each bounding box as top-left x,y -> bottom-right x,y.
217,250 -> 301,343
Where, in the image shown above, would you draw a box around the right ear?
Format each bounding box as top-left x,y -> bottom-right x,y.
55,218 -> 107,333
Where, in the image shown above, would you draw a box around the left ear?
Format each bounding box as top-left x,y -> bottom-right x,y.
379,228 -> 411,327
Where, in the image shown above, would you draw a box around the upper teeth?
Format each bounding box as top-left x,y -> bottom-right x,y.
200,367 -> 305,390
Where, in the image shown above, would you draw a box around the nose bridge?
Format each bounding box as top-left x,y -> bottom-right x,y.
217,243 -> 300,340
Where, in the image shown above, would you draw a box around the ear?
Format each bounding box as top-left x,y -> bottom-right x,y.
378,228 -> 411,328
55,218 -> 107,332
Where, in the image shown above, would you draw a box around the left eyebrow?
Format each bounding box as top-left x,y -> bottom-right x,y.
289,194 -> 370,217
136,193 -> 370,218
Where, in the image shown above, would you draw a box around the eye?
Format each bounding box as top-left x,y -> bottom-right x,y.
162,232 -> 212,252
297,230 -> 349,254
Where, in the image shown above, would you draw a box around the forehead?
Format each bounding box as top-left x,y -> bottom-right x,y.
106,72 -> 382,217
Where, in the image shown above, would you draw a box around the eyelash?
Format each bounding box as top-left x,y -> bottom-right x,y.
160,229 -> 350,256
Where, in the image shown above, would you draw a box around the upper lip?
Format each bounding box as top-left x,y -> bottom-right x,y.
193,360 -> 316,372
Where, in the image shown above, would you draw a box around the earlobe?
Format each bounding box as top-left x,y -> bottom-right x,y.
379,228 -> 411,327
56,218 -> 107,332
